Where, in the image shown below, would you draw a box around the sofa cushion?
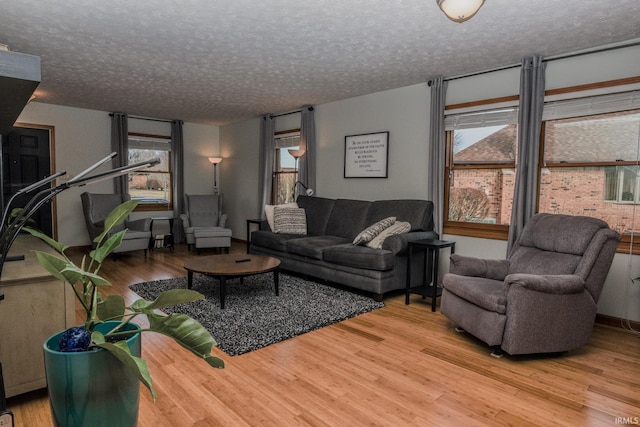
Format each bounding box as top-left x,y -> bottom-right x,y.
444,275 -> 507,314
366,221 -> 411,249
368,200 -> 434,231
296,195 -> 336,236
264,202 -> 298,231
352,216 -> 396,245
287,236 -> 351,260
273,207 -> 307,235
251,230 -> 299,252
324,199 -> 371,239
323,244 -> 395,271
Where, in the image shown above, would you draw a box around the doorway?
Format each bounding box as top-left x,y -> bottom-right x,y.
2,123 -> 56,238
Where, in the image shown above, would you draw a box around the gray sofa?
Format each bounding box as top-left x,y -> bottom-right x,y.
249,195 -> 438,300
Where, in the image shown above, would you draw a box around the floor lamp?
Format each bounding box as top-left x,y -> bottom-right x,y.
288,149 -> 305,201
208,157 -> 222,195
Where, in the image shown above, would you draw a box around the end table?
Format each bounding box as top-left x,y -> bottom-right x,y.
406,239 -> 456,312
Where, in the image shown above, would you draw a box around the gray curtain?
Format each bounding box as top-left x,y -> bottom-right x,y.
171,120 -> 185,243
258,115 -> 275,218
110,112 -> 128,194
298,105 -> 316,194
427,77 -> 447,237
507,56 -> 546,255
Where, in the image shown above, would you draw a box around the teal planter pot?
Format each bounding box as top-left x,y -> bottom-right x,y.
43,322 -> 142,427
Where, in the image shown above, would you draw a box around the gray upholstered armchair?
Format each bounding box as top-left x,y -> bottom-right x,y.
80,192 -> 152,256
180,194 -> 231,253
441,213 -> 620,356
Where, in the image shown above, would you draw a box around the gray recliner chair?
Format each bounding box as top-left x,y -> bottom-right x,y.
180,194 -> 231,254
441,213 -> 620,356
80,192 -> 152,256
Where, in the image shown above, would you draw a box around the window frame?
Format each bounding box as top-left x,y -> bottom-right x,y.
538,106 -> 640,254
442,77 -> 640,254
271,128 -> 301,205
127,132 -> 173,212
442,97 -> 519,240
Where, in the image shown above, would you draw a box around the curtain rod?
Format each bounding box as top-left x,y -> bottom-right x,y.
269,106 -> 314,119
109,113 -> 174,123
429,39 -> 640,86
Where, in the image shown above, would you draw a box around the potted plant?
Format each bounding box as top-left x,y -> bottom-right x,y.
25,200 -> 224,427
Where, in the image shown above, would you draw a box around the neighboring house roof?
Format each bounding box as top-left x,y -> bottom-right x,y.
455,125 -> 516,164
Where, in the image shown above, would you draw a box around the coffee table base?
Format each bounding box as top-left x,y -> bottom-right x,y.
187,270 -> 279,309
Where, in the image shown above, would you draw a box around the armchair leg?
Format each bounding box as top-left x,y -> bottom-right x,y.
490,347 -> 504,358
454,326 -> 465,333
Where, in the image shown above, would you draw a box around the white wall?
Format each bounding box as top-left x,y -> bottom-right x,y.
16,103 -> 220,246
221,43 -> 640,322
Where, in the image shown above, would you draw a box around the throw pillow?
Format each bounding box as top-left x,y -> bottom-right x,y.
352,216 -> 396,245
264,202 -> 298,231
366,221 -> 411,249
273,207 -> 307,235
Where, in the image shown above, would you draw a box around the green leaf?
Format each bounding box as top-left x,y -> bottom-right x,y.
33,251 -> 72,283
24,227 -> 69,254
97,294 -> 126,321
146,312 -> 224,369
130,289 -> 205,311
95,200 -> 138,243
61,264 -> 111,287
91,230 -> 126,263
92,331 -> 157,401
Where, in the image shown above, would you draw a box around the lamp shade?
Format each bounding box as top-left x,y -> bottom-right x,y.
436,0 -> 485,23
208,157 -> 222,165
287,149 -> 306,159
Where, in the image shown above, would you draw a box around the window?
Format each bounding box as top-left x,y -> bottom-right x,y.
539,108 -> 640,240
127,133 -> 172,210
272,130 -> 300,205
443,108 -> 518,239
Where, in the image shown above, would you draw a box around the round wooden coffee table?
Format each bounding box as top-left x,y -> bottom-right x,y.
183,253 -> 281,309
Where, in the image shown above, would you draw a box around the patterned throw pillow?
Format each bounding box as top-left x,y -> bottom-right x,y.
264,202 -> 298,231
352,216 -> 396,245
273,207 -> 307,235
366,221 -> 411,249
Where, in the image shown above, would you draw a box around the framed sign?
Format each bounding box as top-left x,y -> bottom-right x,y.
344,131 -> 389,178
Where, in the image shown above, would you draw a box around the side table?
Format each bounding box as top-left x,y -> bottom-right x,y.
406,239 -> 456,312
246,219 -> 263,254
150,216 -> 176,251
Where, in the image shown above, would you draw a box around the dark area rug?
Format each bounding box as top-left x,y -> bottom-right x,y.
129,273 -> 385,356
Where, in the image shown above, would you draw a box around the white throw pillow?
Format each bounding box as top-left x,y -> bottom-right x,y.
366,221 -> 411,249
352,217 -> 396,245
273,207 -> 307,235
264,202 -> 298,231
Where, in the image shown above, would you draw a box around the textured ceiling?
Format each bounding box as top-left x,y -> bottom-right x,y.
0,0 -> 639,126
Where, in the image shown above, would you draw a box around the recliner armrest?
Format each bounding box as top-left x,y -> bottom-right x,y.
449,254 -> 510,281
505,273 -> 585,294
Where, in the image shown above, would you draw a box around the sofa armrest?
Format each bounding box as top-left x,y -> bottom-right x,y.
219,213 -> 228,228
449,254 -> 510,281
126,218 -> 151,232
505,273 -> 585,295
382,231 -> 439,255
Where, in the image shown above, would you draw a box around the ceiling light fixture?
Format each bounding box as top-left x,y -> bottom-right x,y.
436,0 -> 485,23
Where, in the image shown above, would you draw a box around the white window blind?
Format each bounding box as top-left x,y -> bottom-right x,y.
274,133 -> 300,149
445,108 -> 518,130
543,90 -> 640,121
128,134 -> 171,151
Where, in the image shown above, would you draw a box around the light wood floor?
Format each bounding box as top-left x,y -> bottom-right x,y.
8,241 -> 640,426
